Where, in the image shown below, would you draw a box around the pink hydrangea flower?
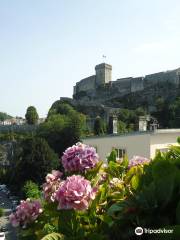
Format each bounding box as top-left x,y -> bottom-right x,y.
56,175 -> 97,210
62,142 -> 99,172
9,199 -> 42,228
128,156 -> 150,169
42,170 -> 63,202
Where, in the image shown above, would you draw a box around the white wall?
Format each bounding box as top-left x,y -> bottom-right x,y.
150,130 -> 180,158
82,133 -> 151,161
83,130 -> 180,161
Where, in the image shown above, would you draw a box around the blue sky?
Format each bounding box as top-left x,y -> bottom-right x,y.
1,0 -> 180,117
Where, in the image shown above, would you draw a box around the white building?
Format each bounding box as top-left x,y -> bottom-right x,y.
0,117 -> 26,126
82,129 -> 180,161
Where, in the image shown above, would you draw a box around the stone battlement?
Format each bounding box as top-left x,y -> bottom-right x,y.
73,63 -> 180,100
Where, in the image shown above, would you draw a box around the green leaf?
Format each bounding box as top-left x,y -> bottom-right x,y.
58,209 -> 78,237
41,233 -> 64,240
131,175 -> 140,190
155,225 -> 180,240
152,159 -> 176,180
136,182 -> 157,209
107,202 -> 125,217
107,150 -> 117,163
152,160 -> 176,206
125,165 -> 143,184
173,225 -> 180,239
85,161 -> 103,181
176,201 -> 180,224
86,233 -> 108,240
121,155 -> 129,168
107,161 -> 124,178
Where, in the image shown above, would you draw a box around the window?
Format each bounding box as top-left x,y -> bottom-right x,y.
114,148 -> 126,161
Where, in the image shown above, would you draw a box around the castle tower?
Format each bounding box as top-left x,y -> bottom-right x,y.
95,63 -> 112,86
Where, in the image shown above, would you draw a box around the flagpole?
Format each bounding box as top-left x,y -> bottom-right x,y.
102,55 -> 106,63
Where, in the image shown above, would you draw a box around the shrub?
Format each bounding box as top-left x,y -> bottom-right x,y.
9,141 -> 180,240
9,137 -> 59,192
22,181 -> 41,199
108,145 -> 180,239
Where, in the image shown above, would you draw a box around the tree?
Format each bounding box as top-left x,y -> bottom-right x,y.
9,137 -> 59,191
169,97 -> 180,127
94,116 -> 105,135
37,114 -> 67,156
0,112 -> 12,121
48,102 -> 75,118
37,102 -> 86,157
155,97 -> 165,112
25,106 -> 39,125
118,120 -> 127,134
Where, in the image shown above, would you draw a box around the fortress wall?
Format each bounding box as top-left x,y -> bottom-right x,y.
144,71 -> 178,87
76,75 -> 96,93
165,70 -> 179,85
116,77 -> 132,82
112,79 -> 131,94
73,63 -> 180,100
144,72 -> 164,87
131,77 -> 144,92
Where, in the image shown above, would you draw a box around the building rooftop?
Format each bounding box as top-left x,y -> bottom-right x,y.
82,129 -> 180,140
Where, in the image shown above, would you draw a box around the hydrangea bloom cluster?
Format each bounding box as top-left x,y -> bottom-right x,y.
56,175 -> 96,210
109,177 -> 124,187
128,156 -> 150,169
9,199 -> 42,227
62,142 -> 99,172
42,170 -> 63,202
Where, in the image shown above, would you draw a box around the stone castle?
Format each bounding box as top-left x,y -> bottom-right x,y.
59,62 -> 180,131
73,63 -> 180,101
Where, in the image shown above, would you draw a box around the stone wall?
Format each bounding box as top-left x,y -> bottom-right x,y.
131,77 -> 144,92
144,70 -> 179,88
74,75 -> 95,94
112,78 -> 131,95
73,64 -> 180,101
74,63 -> 112,94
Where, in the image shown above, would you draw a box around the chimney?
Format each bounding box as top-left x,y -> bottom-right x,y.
108,115 -> 118,134
139,116 -> 148,131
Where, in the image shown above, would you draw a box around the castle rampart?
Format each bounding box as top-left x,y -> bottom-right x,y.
73,63 -> 180,99
75,75 -> 96,93
131,77 -> 144,92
